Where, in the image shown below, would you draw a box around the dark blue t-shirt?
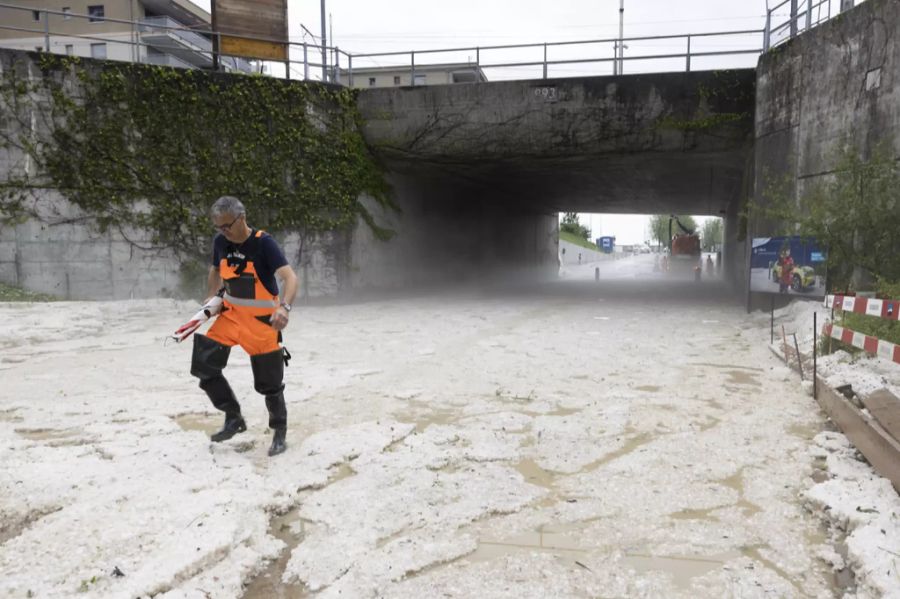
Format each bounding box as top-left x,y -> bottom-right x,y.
212,229 -> 288,297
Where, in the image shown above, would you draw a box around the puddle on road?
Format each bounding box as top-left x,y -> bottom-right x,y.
0,408 -> 23,423
724,371 -> 761,386
173,412 -> 221,434
669,507 -> 719,522
514,458 -> 559,490
14,427 -> 78,441
830,541 -> 857,591
241,508 -> 311,599
787,421 -> 822,440
576,432 -> 655,474
691,363 -> 765,373
470,524 -> 601,565
396,407 -> 460,434
622,550 -> 742,588
520,405 -> 582,418
718,471 -> 762,517
705,398 -> 725,411
741,544 -> 806,595
635,385 -> 660,393
697,416 -> 721,432
242,464 -> 354,599
811,456 -> 830,483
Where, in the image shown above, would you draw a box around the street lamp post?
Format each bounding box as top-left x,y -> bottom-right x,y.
320,0 -> 327,81
618,0 -> 624,74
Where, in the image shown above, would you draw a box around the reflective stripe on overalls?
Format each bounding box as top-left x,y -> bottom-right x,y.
206,230 -> 282,356
219,230 -> 279,318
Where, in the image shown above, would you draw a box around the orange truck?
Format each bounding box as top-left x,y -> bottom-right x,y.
668,215 -> 702,278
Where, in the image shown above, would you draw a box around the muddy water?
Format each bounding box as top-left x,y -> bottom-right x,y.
14,427 -> 79,441
621,551 -> 742,588
241,464 -> 354,599
576,431 -> 655,474
469,528 -> 595,563
241,508 -> 311,599
173,412 -> 221,434
0,408 -> 22,423
395,407 -> 460,434
724,370 -> 762,386
718,470 -> 762,517
635,385 -> 661,392
787,421 -> 822,440
741,545 -> 806,595
514,458 -> 559,489
691,363 -> 765,373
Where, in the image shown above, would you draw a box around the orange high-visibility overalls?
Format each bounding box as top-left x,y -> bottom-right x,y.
206,230 -> 281,356
190,229 -> 289,441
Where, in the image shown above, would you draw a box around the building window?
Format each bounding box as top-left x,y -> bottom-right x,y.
90,43 -> 106,59
32,10 -> 41,21
368,77 -> 376,87
63,7 -> 72,19
413,74 -> 426,86
393,75 -> 400,85
65,44 -> 74,56
87,5 -> 105,22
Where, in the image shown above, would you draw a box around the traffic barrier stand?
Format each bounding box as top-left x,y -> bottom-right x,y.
811,296 -> 900,490
822,294 -> 900,366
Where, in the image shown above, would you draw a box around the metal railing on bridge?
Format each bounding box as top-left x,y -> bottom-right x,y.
764,0 -> 845,50
0,0 -> 864,85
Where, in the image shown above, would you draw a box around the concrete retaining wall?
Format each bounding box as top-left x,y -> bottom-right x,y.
751,0 -> 900,306
0,49 -> 559,299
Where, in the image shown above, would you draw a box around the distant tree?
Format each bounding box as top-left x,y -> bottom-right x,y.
649,214 -> 697,247
701,218 -> 723,251
560,212 -> 590,240
755,142 -> 900,290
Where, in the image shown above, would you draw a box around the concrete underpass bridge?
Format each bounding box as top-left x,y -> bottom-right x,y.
353,70 -> 755,289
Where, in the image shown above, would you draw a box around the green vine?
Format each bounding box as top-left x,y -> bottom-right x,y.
655,71 -> 753,134
0,53 -> 393,259
655,112 -> 747,132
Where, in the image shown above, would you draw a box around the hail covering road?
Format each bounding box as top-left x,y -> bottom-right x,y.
0,253 -> 839,598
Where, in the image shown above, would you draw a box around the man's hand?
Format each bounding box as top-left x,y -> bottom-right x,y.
270,306 -> 290,331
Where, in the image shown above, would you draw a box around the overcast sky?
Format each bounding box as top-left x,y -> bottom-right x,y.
191,1 -> 792,243
192,0 -> 778,74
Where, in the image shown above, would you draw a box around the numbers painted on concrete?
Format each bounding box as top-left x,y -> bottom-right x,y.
532,86 -> 558,102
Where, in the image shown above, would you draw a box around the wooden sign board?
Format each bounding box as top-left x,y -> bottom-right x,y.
220,35 -> 286,61
212,0 -> 288,61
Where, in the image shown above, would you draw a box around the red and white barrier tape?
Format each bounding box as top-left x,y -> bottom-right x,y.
822,322 -> 900,365
824,294 -> 900,321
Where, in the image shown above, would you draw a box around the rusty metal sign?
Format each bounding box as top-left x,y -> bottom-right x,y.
212,0 -> 288,61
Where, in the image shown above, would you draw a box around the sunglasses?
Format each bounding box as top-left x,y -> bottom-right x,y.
215,214 -> 243,232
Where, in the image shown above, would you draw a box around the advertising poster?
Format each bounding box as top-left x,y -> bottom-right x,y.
750,236 -> 827,297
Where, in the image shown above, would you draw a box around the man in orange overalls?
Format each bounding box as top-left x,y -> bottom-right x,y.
191,196 -> 298,456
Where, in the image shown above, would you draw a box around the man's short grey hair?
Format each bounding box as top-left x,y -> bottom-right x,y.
211,196 -> 246,218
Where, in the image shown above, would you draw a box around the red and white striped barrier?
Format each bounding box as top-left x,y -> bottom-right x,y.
825,294 -> 900,320
822,322 -> 900,365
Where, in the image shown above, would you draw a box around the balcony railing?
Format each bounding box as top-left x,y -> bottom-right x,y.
139,16 -> 211,52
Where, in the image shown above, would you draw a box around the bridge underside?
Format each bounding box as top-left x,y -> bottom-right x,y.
350,70 -> 755,291
378,149 -> 747,216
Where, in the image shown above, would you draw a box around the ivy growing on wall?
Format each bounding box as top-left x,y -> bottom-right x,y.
0,53 -> 392,259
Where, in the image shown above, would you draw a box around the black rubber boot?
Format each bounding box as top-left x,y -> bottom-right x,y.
211,415 -> 247,442
251,349 -> 288,456
191,334 -> 244,441
268,427 -> 287,456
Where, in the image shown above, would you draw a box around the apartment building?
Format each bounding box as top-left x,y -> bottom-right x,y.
341,63 -> 488,89
0,0 -> 246,70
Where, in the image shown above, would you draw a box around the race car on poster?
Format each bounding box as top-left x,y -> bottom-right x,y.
770,262 -> 816,291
